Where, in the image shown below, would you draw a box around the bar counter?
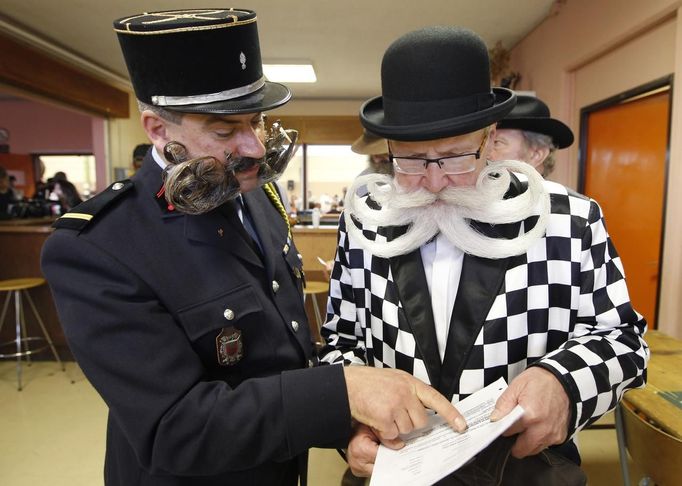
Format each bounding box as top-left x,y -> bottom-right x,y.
0,221 -> 342,360
291,226 -> 339,342
291,225 -> 338,279
0,217 -> 70,359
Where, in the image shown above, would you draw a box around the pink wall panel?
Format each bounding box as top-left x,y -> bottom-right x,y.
0,99 -> 96,154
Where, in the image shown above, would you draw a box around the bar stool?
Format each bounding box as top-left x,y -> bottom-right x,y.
303,281 -> 330,332
0,277 -> 65,390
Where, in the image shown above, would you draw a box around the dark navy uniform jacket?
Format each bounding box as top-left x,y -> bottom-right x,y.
41,154 -> 351,486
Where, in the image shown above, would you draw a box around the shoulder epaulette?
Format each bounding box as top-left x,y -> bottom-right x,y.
52,180 -> 134,231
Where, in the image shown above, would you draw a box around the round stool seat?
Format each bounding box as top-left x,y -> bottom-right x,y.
304,281 -> 329,295
0,276 -> 65,390
0,278 -> 47,292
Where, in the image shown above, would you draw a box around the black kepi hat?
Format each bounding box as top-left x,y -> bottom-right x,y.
113,9 -> 291,114
360,26 -> 516,141
496,95 -> 574,149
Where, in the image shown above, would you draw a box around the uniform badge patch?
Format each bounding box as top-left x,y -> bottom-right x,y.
216,326 -> 243,365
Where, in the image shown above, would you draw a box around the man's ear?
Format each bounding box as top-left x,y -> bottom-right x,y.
529,146 -> 550,168
141,110 -> 172,152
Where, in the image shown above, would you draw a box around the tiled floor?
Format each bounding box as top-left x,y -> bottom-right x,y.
1,361 -> 631,486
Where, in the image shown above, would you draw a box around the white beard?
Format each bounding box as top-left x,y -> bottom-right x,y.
343,160 -> 550,259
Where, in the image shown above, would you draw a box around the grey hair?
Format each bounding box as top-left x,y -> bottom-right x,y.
137,100 -> 184,124
521,130 -> 557,177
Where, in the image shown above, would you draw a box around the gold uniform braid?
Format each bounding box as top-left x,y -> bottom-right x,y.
263,182 -> 291,240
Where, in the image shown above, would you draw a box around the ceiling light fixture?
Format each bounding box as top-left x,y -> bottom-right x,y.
263,63 -> 317,83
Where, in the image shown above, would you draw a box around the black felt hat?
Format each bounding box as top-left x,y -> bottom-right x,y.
113,9 -> 291,114
360,26 -> 516,141
496,95 -> 574,149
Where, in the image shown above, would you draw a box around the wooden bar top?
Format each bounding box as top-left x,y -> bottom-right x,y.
0,218 -> 66,358
292,226 -> 338,235
624,330 -> 682,439
0,217 -> 56,233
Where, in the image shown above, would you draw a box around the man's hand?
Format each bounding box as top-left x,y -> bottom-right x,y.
343,366 -> 466,442
347,424 -> 404,477
490,367 -> 570,458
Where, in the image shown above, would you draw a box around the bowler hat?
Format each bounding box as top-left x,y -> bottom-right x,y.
360,26 -> 516,141
496,95 -> 574,148
113,9 -> 290,114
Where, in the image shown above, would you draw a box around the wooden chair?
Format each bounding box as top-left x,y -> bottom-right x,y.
0,277 -> 65,390
617,400 -> 682,486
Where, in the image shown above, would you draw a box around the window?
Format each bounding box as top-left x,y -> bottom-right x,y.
279,144 -> 368,218
39,154 -> 96,199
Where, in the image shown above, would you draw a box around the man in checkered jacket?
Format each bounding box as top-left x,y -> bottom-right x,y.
320,26 -> 648,483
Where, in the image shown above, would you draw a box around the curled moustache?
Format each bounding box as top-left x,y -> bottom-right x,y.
161,121 -> 299,215
344,160 -> 550,259
162,141 -> 241,215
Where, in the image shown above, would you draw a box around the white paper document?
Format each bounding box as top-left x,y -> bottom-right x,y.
369,377 -> 524,486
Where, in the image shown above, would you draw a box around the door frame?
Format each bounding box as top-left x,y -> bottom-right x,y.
577,74 -> 673,329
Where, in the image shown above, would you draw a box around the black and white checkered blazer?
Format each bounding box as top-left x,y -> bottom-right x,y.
320,177 -> 649,436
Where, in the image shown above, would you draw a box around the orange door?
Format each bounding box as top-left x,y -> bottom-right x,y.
583,89 -> 669,327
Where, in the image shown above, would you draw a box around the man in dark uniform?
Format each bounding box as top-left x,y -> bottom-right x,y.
41,9 -> 461,486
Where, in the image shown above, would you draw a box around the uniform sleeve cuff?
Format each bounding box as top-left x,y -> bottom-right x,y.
281,363 -> 352,455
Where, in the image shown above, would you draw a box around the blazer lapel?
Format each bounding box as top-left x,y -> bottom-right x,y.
387,227 -> 441,387
438,252 -> 512,398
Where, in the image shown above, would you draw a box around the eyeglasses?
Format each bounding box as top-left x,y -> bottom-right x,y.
389,130 -> 489,175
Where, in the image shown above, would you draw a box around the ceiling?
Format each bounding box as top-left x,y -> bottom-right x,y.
0,0 -> 556,102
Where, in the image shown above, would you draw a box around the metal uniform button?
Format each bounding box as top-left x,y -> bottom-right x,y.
291,320 -> 299,332
112,182 -> 125,191
297,253 -> 303,262
223,309 -> 235,321
294,268 -> 301,279
272,280 -> 280,293
283,244 -> 290,255
307,359 -> 314,368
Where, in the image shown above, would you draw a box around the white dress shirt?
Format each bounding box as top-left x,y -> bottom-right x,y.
420,233 -> 464,362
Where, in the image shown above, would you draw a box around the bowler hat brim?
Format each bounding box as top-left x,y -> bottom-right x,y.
164,81 -> 291,115
496,117 -> 574,149
360,87 -> 516,141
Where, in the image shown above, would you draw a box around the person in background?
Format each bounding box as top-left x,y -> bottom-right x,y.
0,165 -> 17,218
132,143 -> 152,172
327,203 -> 341,214
33,158 -> 50,200
351,129 -> 390,174
41,9 -> 461,486
51,171 -> 83,211
490,94 -> 574,177
320,26 -> 647,484
8,174 -> 24,200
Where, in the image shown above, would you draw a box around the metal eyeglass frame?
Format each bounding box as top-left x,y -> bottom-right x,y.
389,129 -> 490,175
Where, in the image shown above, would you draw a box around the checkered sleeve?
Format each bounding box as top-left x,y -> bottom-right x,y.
532,198 -> 649,436
319,214 -> 368,366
